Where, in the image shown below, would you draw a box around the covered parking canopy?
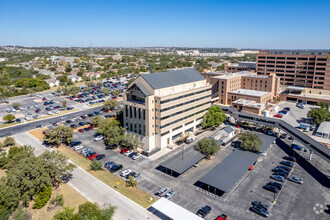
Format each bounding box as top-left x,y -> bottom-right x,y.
317,121 -> 330,139
197,150 -> 259,194
159,147 -> 205,177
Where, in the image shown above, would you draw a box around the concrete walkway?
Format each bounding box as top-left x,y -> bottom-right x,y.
12,132 -> 158,220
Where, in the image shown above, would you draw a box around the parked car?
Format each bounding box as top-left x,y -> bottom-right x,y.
279,133 -> 287,139
283,107 -> 290,111
283,156 -> 296,162
273,114 -> 283,118
47,111 -> 53,115
95,154 -> 105,160
250,205 -> 269,218
280,161 -> 294,167
109,164 -> 123,173
272,167 -> 290,175
124,150 -> 133,156
133,173 -> 141,179
15,118 -> 22,123
120,169 -> 131,177
263,184 -> 278,193
273,172 -> 288,178
94,135 -> 104,141
277,165 -> 292,172
288,177 -> 303,184
84,127 -> 90,131
120,149 -> 129,154
78,129 -> 85,133
267,182 -> 282,190
104,161 -> 115,169
132,153 -> 141,160
215,214 -> 228,220
291,144 -> 302,150
79,122 -> 86,126
270,175 -> 285,182
196,206 -> 212,218
164,190 -> 175,199
70,124 -> 77,128
74,145 -> 84,151
252,201 -> 269,210
156,187 -> 170,197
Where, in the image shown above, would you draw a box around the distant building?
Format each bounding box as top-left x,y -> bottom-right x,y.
123,68 -> 211,154
224,62 -> 256,73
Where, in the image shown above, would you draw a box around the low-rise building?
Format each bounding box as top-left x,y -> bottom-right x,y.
224,61 -> 256,73
123,68 -> 211,154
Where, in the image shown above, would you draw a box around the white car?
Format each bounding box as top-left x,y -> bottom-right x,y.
288,177 -> 303,184
47,111 -> 53,115
94,135 -> 104,141
74,145 -> 84,151
124,150 -> 133,156
11,108 -> 16,112
25,116 -> 31,121
132,153 -> 141,160
120,169 -> 131,177
34,105 -> 39,108
54,110 -> 59,114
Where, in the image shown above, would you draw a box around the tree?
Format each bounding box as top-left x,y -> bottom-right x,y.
307,108 -> 329,125
3,136 -> 15,147
216,64 -> 224,71
126,176 -> 137,187
12,102 -> 21,109
112,89 -> 121,96
121,133 -> 144,149
53,207 -> 76,220
98,119 -> 125,146
239,132 -> 263,153
65,64 -> 72,73
102,99 -> 119,110
33,185 -> 52,209
43,126 -> 74,147
318,102 -> 330,109
100,88 -> 110,95
202,105 -> 226,128
91,160 -> 102,171
77,202 -> 102,219
195,138 -> 220,156
90,116 -> 103,127
3,114 -> 15,122
61,100 -> 67,109
11,204 -> 32,220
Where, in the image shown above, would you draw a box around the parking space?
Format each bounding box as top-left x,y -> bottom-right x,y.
60,123 -> 330,219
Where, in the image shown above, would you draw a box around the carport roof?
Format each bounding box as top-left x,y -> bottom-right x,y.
317,121 -> 330,135
198,150 -> 259,192
159,147 -> 205,175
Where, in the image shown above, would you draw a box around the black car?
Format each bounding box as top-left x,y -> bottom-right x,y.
87,113 -> 94,117
70,124 -> 77,128
70,141 -> 81,147
279,133 -> 287,139
273,171 -> 288,178
284,107 -> 290,111
250,205 -> 269,218
94,111 -> 100,115
105,145 -> 117,150
251,201 -> 269,210
95,154 -> 105,160
16,118 -> 22,123
66,120 -> 72,123
272,167 -> 290,174
66,107 -> 74,110
129,152 -> 137,158
267,182 -> 282,190
52,122 -> 58,126
263,184 -> 278,193
84,127 -> 90,131
79,122 -> 86,126
196,206 -> 211,218
280,161 -> 294,167
86,152 -> 96,157
36,124 -> 43,128
110,164 -> 123,173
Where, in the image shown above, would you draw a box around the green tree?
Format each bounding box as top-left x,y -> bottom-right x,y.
216,64 -> 224,71
11,204 -> 32,220
100,88 -> 110,95
61,100 -> 67,109
53,207 -> 76,220
91,160 -> 102,171
3,114 -> 15,122
121,133 -> 144,149
202,105 -> 226,128
318,102 -> 330,109
3,136 -> 15,147
195,138 -> 220,156
239,132 -> 263,153
12,102 -> 22,109
77,202 -> 102,219
33,185 -> 52,209
102,99 -> 119,111
126,176 -> 137,187
112,89 -> 121,96
98,119 -> 125,146
65,64 -> 72,73
43,126 -> 74,147
307,108 -> 329,125
91,116 -> 103,127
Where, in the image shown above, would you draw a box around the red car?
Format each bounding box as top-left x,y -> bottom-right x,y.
5,101 -> 9,104
216,214 -> 227,220
42,98 -> 46,101
78,129 -> 85,133
42,130 -> 48,134
81,115 -> 87,119
120,149 -> 129,154
235,124 -> 240,128
89,154 -> 98,160
88,126 -> 94,130
69,97 -> 73,100
104,109 -> 110,112
273,114 -> 283,118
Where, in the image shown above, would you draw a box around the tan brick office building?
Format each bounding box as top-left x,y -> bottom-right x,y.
224,61 -> 256,73
123,69 -> 211,153
256,50 -> 330,90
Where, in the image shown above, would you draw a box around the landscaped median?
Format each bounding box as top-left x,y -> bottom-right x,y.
55,145 -> 156,208
0,109 -> 79,129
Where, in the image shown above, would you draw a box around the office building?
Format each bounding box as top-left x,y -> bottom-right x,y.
224,61 -> 256,73
123,69 -> 211,154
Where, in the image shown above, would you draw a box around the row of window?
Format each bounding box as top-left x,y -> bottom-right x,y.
160,88 -> 210,104
125,105 -> 146,120
159,94 -> 211,112
159,109 -> 208,129
159,101 -> 211,121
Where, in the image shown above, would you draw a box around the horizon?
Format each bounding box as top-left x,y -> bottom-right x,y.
1,0 -> 330,49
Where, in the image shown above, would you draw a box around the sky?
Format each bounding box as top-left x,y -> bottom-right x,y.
0,0 -> 329,49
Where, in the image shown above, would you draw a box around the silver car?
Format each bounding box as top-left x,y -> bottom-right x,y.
288,177 -> 303,184
165,190 -> 175,199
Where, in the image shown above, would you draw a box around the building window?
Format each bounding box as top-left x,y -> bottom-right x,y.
143,109 -> 145,120
134,107 -> 137,118
138,108 -> 141,119
129,106 -> 132,118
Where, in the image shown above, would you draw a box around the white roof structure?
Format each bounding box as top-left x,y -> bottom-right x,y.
317,121 -> 330,135
230,89 -> 269,97
150,198 -> 203,220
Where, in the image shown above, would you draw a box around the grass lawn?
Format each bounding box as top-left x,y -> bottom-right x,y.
55,145 -> 155,208
27,183 -> 88,220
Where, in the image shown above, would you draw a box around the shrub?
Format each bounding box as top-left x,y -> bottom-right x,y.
126,176 -> 137,187
50,194 -> 64,207
91,161 -> 102,171
195,137 -> 220,156
4,137 -> 15,147
33,186 -> 52,209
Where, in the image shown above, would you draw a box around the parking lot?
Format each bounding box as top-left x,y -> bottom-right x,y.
63,124 -> 330,219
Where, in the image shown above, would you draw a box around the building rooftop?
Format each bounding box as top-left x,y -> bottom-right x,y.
245,74 -> 268,79
215,71 -> 251,79
229,89 -> 269,97
260,50 -> 329,55
141,68 -> 205,90
317,122 -> 330,135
